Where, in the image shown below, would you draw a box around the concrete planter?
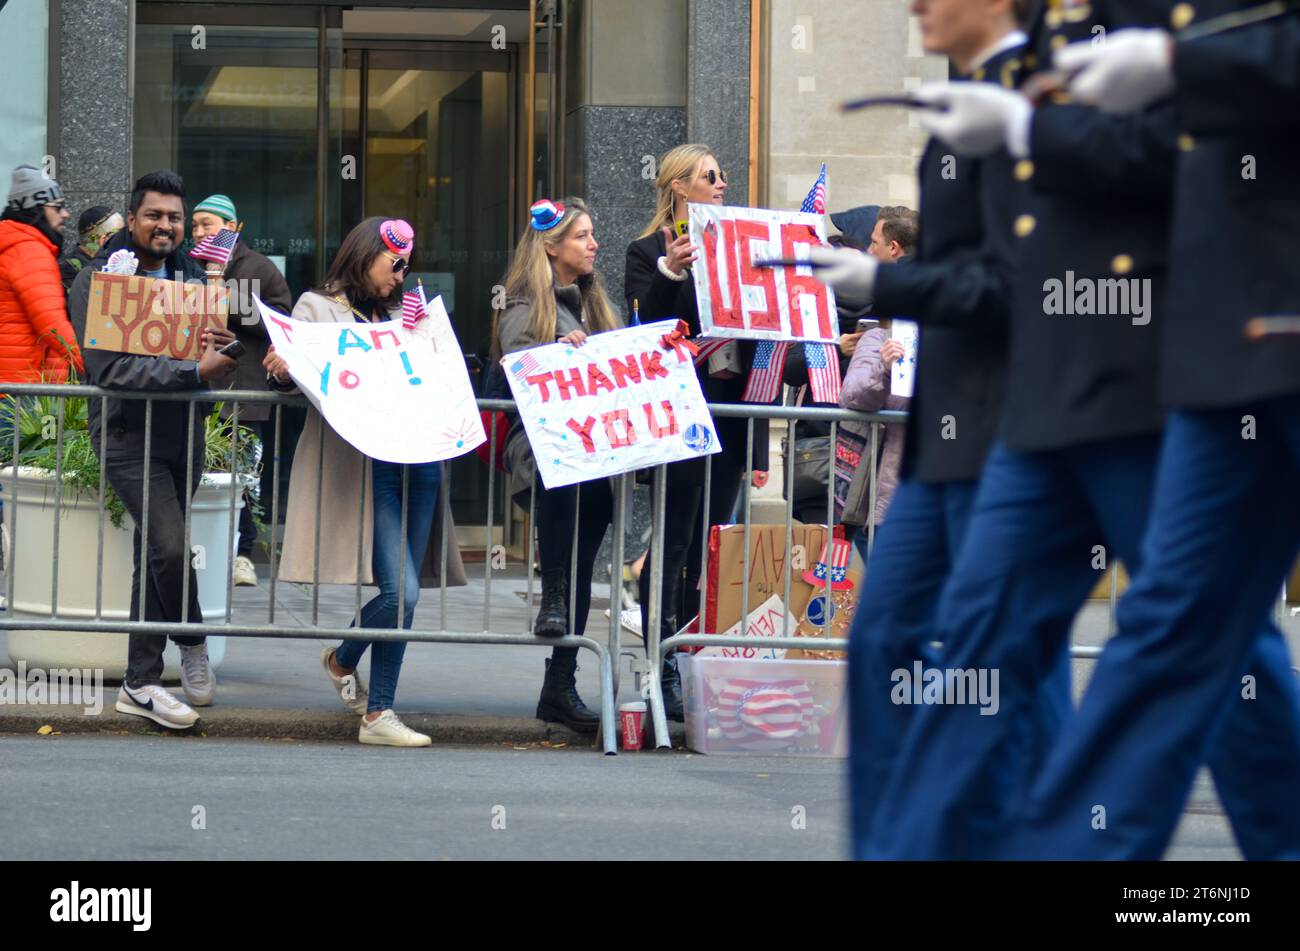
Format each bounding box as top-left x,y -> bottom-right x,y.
1,466 -> 245,680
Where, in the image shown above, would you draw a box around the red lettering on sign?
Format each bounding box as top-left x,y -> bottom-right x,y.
601,409 -> 638,449
553,366 -> 587,401
566,416 -> 597,453
526,372 -> 555,402
339,370 -> 360,389
736,218 -> 780,331
140,320 -> 169,355
701,220 -> 744,329
638,350 -> 669,380
169,317 -> 199,359
586,363 -> 616,396
267,315 -> 295,342
608,355 -> 642,388
643,400 -> 679,438
780,222 -> 833,339
369,329 -> 401,350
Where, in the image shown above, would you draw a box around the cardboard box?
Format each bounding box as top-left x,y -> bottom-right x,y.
680,655 -> 848,757
701,523 -> 831,634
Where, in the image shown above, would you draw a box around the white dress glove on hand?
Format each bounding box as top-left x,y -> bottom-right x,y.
1056,29 -> 1175,114
806,247 -> 878,303
916,82 -> 1034,158
102,249 -> 139,275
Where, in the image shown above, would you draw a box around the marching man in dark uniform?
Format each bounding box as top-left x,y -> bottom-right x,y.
810,0 -> 1073,860
1007,2 -> 1300,859
816,0 -> 1300,860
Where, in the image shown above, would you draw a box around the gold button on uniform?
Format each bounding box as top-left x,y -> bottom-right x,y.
1014,160 -> 1034,181
1025,53 -> 1038,70
1178,133 -> 1196,151
1051,34 -> 1067,51
1014,214 -> 1036,238
972,67 -> 987,81
1111,254 -> 1134,275
1171,3 -> 1195,29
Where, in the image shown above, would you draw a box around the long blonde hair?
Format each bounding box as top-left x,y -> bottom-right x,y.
492,197 -> 621,357
638,144 -> 716,239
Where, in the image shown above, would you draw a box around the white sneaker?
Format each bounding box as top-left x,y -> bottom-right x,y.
179,643 -> 216,706
358,709 -> 431,747
321,647 -> 368,716
115,683 -> 200,729
233,555 -> 258,587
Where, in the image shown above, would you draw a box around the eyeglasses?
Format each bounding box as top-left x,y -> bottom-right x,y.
704,169 -> 728,186
46,200 -> 68,211
384,252 -> 410,275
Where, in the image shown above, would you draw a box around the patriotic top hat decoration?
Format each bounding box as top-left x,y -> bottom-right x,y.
380,218 -> 414,255
529,198 -> 566,231
801,539 -> 856,590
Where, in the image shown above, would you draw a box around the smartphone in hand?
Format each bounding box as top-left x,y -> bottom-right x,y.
217,339 -> 246,360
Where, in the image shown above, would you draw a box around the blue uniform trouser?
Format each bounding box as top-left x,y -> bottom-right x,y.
1008,397 -> 1300,859
848,475 -> 1072,860
868,430 -> 1300,859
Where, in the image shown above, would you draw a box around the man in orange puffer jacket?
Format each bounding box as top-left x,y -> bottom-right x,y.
0,164 -> 85,386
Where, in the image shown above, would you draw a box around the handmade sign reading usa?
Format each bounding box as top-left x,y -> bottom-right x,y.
687,203 -> 838,344
255,294 -> 484,464
84,272 -> 227,359
502,319 -> 721,489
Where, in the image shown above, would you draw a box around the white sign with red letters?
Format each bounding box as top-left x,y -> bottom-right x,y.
687,203 -> 839,344
502,319 -> 721,489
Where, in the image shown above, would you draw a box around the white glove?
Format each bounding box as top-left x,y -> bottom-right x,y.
102,249 -> 139,275
1056,29 -> 1175,114
806,247 -> 878,303
915,82 -> 1034,158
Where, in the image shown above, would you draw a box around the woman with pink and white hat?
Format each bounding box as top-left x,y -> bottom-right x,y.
266,216 -> 466,748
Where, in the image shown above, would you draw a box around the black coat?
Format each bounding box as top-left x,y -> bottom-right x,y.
1163,3 -> 1300,407
871,40 -> 1028,484
624,230 -> 769,478
992,0 -> 1181,452
217,241 -> 293,422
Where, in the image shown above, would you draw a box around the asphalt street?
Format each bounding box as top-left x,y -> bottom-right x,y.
0,733 -> 1242,860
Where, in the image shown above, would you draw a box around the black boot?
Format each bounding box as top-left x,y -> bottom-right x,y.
536,651 -> 600,734
534,570 -> 567,638
661,654 -> 685,722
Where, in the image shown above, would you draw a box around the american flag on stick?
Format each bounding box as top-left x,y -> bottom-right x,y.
189,228 -> 239,266
742,340 -> 790,403
401,285 -> 428,330
692,337 -> 730,367
800,162 -> 828,215
805,341 -> 842,404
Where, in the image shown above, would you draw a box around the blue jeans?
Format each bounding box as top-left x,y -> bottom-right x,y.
1009,397 -> 1300,859
335,460 -> 442,713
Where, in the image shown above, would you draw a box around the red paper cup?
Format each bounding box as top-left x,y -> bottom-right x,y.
620,701 -> 647,750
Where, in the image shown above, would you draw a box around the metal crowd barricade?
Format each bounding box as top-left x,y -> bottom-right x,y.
1,383 -> 1117,757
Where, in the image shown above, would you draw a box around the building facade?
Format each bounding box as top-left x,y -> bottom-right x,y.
3,0 -> 934,542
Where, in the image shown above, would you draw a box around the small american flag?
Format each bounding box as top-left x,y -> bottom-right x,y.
510,351 -> 541,379
805,341 -> 841,403
401,287 -> 427,330
800,163 -> 828,215
692,337 -> 730,367
742,340 -> 790,403
189,228 -> 239,266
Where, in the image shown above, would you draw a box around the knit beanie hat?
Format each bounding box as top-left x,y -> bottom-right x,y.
6,164 -> 64,216
194,194 -> 237,222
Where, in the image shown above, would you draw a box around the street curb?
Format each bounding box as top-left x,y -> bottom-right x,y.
0,706 -> 687,749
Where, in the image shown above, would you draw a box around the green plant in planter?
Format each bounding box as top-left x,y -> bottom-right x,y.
0,392 -> 265,540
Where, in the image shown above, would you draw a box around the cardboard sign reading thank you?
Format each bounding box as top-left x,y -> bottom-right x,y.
84,271 -> 227,360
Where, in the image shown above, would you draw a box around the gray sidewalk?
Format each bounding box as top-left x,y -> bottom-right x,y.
0,563 -> 645,745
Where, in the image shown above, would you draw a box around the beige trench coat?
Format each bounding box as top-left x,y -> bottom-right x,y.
276,291 -> 467,588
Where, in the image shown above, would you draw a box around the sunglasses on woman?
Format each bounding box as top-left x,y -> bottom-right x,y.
703,169 -> 728,186
383,252 -> 410,275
